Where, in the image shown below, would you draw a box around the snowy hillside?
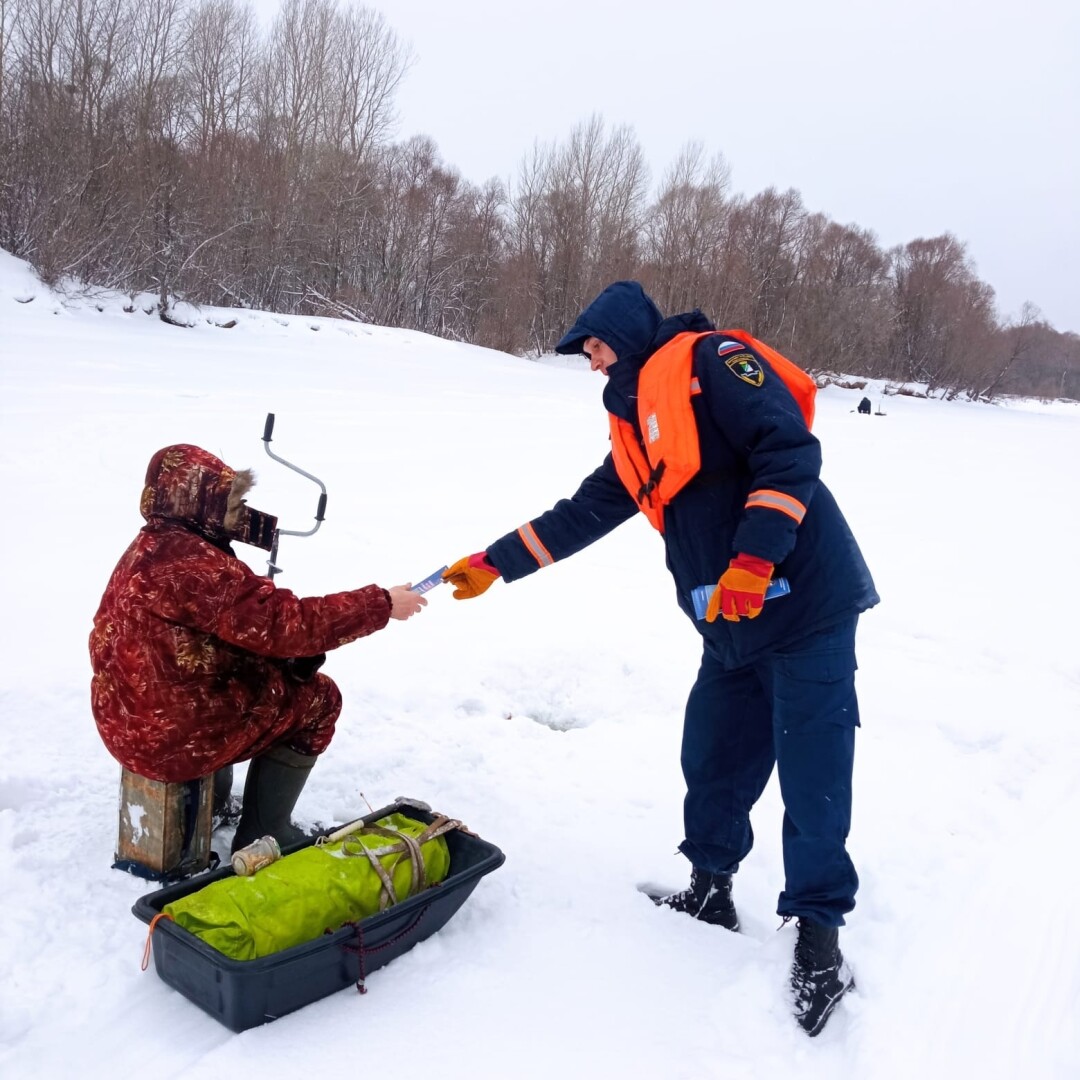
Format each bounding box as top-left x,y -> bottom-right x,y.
1,251 -> 1078,1079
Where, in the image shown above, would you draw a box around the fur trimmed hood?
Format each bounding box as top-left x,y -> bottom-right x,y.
140,444 -> 277,550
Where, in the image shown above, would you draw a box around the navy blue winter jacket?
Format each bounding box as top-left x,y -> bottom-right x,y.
486,292 -> 878,668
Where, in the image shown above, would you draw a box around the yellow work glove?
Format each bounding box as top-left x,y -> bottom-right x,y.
705,554 -> 775,623
442,552 -> 501,599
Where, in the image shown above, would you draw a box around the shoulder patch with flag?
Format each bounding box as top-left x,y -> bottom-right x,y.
715,340 -> 745,357
725,353 -> 764,387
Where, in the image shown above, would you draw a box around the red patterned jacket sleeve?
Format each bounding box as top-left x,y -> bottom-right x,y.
151,528 -> 391,656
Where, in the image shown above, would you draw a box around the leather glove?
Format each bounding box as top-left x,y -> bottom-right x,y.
705,554 -> 775,623
442,552 -> 500,599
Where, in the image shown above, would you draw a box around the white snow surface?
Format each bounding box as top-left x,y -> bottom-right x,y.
1,249 -> 1078,1078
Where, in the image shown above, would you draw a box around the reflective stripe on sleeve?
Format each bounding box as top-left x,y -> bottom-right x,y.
744,489 -> 807,524
518,522 -> 554,568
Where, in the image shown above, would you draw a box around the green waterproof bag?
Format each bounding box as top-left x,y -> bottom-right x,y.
164,813 -> 453,960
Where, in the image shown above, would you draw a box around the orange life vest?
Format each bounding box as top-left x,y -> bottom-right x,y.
608,330 -> 816,532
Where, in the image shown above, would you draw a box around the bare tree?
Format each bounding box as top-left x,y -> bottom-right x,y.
1,0 -> 18,119
526,115 -> 647,352
641,140 -> 730,313
126,0 -> 190,314
260,0 -> 335,160
788,215 -> 891,374
887,234 -> 998,394
0,0 -> 17,251
12,0 -> 66,97
130,0 -> 184,137
959,301 -> 1042,402
182,0 -> 257,155
63,0 -> 130,140
443,176 -> 507,344
355,135 -> 464,332
503,141 -> 556,353
326,4 -> 410,157
726,187 -> 809,344
0,0 -> 10,90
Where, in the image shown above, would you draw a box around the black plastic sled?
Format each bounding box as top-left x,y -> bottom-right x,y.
133,799 -> 505,1032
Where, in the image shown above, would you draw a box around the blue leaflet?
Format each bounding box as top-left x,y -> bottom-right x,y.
411,566 -> 449,594
691,577 -> 790,620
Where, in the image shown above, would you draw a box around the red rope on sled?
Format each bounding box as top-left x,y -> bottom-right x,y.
341,906 -> 431,995
141,912 -> 175,971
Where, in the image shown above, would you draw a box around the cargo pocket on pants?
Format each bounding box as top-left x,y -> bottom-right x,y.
773,645 -> 860,732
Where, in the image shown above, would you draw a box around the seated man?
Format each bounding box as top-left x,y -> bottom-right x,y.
89,443 -> 424,852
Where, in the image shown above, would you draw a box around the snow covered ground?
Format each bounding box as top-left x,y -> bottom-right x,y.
1,249 -> 1078,1079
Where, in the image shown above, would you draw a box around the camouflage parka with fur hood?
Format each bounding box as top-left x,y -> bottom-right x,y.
90,444 -> 391,781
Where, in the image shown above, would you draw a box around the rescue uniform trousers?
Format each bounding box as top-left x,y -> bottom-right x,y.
678,617 -> 860,927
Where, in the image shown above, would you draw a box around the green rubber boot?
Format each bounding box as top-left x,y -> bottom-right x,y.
231,745 -> 317,854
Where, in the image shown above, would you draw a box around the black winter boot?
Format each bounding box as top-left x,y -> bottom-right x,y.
648,868 -> 740,930
790,918 -> 855,1036
231,746 -> 317,854
211,765 -> 242,830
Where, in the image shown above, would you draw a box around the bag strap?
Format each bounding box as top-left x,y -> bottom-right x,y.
340,815 -> 460,910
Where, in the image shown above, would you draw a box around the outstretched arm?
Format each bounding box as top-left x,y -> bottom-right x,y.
484,455 -> 637,583
150,530 -> 396,655
444,456 -> 638,597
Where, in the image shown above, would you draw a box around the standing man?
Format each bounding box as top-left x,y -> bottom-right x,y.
443,281 -> 878,1036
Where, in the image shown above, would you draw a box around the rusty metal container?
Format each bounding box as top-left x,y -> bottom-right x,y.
115,768 -> 214,879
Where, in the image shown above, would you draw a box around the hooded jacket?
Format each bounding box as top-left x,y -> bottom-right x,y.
485,283 -> 878,668
90,444 -> 392,781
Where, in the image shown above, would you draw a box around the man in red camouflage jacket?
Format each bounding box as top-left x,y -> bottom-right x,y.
90,443 -> 425,852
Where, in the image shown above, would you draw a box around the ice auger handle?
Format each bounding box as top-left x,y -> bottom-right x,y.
261,413 -> 328,578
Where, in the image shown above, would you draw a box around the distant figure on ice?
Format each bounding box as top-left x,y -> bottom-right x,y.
89,444 -> 425,853
858,396 -> 872,415
441,282 -> 878,1036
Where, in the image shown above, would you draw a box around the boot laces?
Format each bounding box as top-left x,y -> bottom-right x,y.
793,919 -> 843,982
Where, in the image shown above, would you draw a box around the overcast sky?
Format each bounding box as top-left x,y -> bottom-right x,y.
272,0 -> 1080,333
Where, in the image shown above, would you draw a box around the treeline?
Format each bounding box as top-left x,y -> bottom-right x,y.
2,0 -> 1077,400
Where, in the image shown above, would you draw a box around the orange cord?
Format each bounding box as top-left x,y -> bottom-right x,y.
141,912 -> 174,971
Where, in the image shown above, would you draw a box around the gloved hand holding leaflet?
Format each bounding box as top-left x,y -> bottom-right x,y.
691,577 -> 790,620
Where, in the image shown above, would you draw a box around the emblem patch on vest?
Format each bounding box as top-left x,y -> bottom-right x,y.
725,353 -> 764,387
646,412 -> 660,443
715,340 -> 744,357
